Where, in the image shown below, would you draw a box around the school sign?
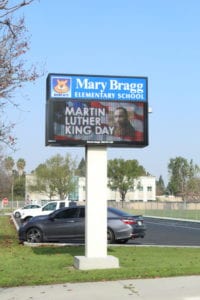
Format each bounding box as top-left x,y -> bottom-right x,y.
46,73 -> 148,148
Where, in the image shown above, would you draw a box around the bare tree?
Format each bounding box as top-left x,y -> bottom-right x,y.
0,0 -> 41,148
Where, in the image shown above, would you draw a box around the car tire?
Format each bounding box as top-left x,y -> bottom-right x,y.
107,228 -> 115,244
14,212 -> 20,218
26,227 -> 43,243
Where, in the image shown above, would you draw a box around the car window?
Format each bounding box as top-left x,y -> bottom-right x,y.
24,205 -> 31,209
54,208 -> 78,219
25,205 -> 39,209
33,205 -> 40,208
59,202 -> 65,208
30,205 -> 38,209
43,202 -> 57,211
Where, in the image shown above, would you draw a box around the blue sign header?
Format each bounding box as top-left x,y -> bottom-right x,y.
48,74 -> 148,102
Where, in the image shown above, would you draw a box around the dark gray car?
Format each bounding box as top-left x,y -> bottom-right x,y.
18,206 -> 146,244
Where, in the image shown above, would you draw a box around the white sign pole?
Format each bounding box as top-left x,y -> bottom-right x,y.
74,146 -> 119,270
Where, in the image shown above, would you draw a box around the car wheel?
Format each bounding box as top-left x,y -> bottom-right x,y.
26,227 -> 43,243
107,228 -> 115,244
15,212 -> 20,218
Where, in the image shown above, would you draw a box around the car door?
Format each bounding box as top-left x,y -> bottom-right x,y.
72,207 -> 85,238
44,207 -> 84,241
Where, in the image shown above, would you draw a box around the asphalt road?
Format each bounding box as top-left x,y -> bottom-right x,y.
129,217 -> 200,246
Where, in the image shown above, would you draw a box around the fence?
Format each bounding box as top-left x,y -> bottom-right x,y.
0,199 -> 54,211
2,200 -> 200,221
110,201 -> 200,221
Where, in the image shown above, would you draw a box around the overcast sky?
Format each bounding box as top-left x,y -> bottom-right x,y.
7,0 -> 200,184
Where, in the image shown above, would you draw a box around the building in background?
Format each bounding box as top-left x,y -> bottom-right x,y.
107,176 -> 156,203
25,174 -> 156,204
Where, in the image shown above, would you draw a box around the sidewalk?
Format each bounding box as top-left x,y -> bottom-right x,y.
1,276 -> 200,300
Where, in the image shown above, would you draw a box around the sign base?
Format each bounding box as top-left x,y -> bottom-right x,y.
74,255 -> 119,270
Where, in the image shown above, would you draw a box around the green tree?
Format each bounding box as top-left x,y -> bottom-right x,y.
156,175 -> 165,196
16,158 -> 26,176
0,152 -> 11,198
14,176 -> 25,199
4,156 -> 15,198
4,156 -> 14,172
4,156 -> 26,200
186,177 -> 200,201
167,156 -> 200,200
31,154 -> 77,200
107,159 -> 146,205
76,158 -> 86,177
30,163 -> 56,200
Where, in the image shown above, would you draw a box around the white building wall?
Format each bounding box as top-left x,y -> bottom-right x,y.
26,174 -> 156,203
78,176 -> 156,202
106,176 -> 156,202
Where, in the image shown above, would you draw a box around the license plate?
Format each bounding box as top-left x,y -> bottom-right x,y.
137,221 -> 142,226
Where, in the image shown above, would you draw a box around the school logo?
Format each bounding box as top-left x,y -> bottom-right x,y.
51,77 -> 72,98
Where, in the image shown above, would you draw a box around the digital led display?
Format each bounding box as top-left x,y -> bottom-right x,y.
46,74 -> 148,148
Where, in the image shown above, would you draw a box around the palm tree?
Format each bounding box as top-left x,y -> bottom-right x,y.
4,156 -> 14,173
4,156 -> 15,208
16,158 -> 26,176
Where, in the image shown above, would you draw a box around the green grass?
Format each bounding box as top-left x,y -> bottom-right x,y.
1,215 -> 200,287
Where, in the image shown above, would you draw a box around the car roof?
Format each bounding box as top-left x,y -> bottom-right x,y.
51,205 -> 129,216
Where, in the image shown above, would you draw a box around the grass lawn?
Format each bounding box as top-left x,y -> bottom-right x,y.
1,215 -> 200,287
144,209 -> 200,220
